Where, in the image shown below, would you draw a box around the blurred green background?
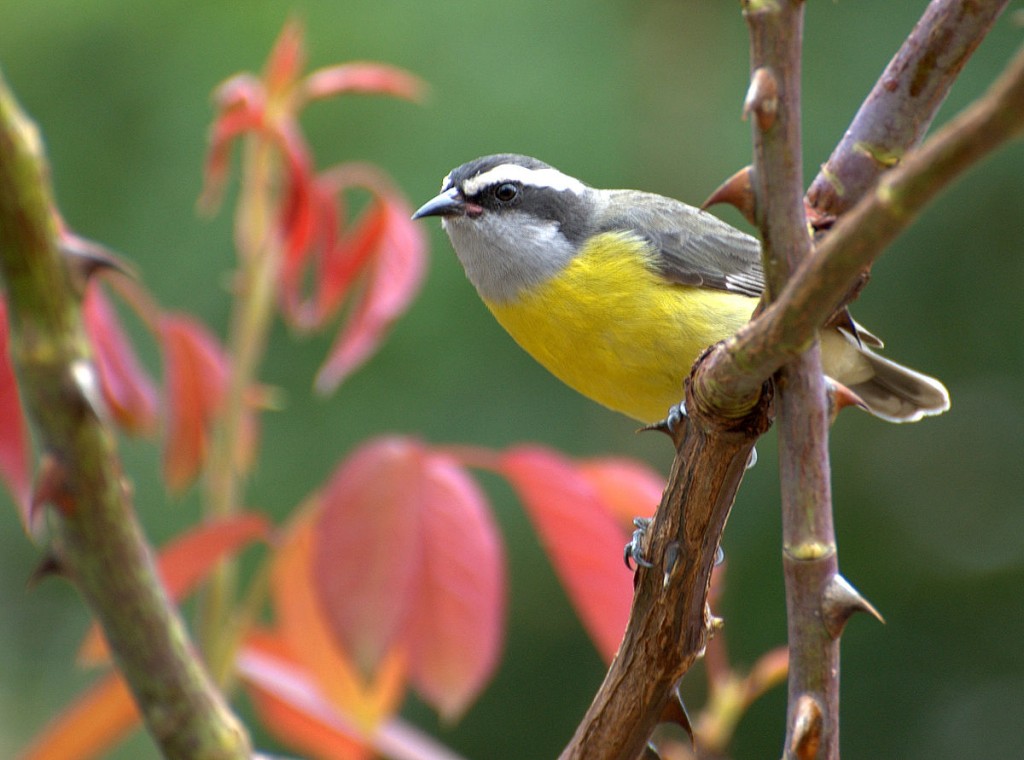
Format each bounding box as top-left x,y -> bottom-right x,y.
2,1 -> 1022,758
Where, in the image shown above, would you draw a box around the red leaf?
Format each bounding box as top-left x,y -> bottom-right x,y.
312,437 -> 426,675
82,284 -> 159,436
159,315 -> 228,492
499,447 -> 633,662
240,632 -> 372,760
78,512 -> 271,665
264,19 -> 306,97
576,457 -> 663,530
314,197 -> 426,393
316,198 -> 388,323
0,299 -> 31,521
241,632 -> 470,760
303,63 -> 427,103
198,75 -> 266,213
271,511 -> 407,728
19,671 -> 139,760
406,454 -> 505,720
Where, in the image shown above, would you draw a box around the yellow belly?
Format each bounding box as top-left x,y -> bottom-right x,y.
484,232 -> 757,422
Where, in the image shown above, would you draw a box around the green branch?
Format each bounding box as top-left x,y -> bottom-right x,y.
0,68 -> 251,760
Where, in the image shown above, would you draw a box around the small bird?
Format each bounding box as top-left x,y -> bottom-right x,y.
413,154 -> 949,424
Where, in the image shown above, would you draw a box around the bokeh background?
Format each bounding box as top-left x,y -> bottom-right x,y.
2,2 -> 1022,758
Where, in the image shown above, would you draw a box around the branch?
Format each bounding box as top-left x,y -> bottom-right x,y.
0,69 -> 251,760
700,40 -> 1024,403
561,20 -> 1024,760
558,383 -> 772,760
806,0 -> 1010,220
740,2 -> 846,758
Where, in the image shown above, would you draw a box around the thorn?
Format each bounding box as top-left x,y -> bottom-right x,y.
663,541 -> 681,588
821,574 -> 885,638
745,445 -> 758,470
69,359 -> 110,424
31,453 -> 75,520
790,694 -> 824,760
27,553 -> 66,588
60,232 -> 135,294
701,165 -> 757,226
805,200 -> 836,234
658,683 -> 695,748
708,609 -> 725,636
743,67 -> 779,131
640,741 -> 661,760
639,401 -> 687,441
825,378 -> 868,424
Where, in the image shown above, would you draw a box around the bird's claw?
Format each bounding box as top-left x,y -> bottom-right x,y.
624,517 -> 655,569
639,401 -> 688,438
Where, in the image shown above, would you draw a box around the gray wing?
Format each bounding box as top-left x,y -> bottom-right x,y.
598,190 -> 765,298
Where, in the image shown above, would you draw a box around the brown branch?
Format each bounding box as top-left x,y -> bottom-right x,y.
558,382 -> 772,760
561,19 -> 1024,760
0,69 -> 251,759
806,0 -> 1010,220
700,40 -> 1024,404
741,2 -> 844,758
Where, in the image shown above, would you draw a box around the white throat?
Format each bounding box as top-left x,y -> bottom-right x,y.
443,211 -> 577,304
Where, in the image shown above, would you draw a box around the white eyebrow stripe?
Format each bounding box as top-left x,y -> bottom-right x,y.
461,164 -> 586,197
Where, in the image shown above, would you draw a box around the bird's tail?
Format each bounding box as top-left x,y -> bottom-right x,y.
821,329 -> 950,423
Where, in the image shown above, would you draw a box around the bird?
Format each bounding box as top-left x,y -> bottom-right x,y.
412,153 -> 949,424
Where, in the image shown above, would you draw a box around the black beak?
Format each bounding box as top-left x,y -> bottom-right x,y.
411,187 -> 467,220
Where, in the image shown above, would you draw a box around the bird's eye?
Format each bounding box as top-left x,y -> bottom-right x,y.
494,183 -> 519,202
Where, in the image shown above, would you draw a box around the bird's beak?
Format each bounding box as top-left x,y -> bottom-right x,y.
411,187 -> 469,220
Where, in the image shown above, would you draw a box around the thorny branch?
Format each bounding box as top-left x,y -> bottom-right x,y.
562,10 -> 1024,760
0,69 -> 251,760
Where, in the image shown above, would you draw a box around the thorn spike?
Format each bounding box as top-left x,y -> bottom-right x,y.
60,233 -> 135,294
658,683 -> 695,748
663,541 -> 681,588
27,554 -> 65,588
821,573 -> 885,638
825,378 -> 868,424
31,453 -> 75,521
701,165 -> 757,226
790,694 -> 824,760
744,67 -> 779,131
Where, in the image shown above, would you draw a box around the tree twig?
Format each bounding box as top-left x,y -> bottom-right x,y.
558,382 -> 772,760
741,2 -> 845,757
699,40 -> 1024,404
0,69 -> 251,760
561,24 -> 1024,760
806,0 -> 1010,220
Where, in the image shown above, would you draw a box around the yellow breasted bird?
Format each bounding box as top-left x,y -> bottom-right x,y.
413,154 -> 949,424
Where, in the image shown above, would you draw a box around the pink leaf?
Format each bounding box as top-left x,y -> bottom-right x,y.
315,198 -> 388,323
240,632 -> 373,760
0,299 -> 31,523
240,633 -> 470,760
264,19 -> 306,97
314,197 -> 426,393
499,446 -> 633,662
311,437 -> 426,675
576,457 -> 663,530
406,453 -> 505,720
303,63 -> 427,103
158,315 -> 229,493
18,672 -> 139,760
83,283 -> 159,436
198,76 -> 266,213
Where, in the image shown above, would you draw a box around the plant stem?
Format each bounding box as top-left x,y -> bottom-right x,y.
0,68 -> 250,760
741,1 -> 844,756
806,0 -> 1011,219
201,132 -> 283,683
